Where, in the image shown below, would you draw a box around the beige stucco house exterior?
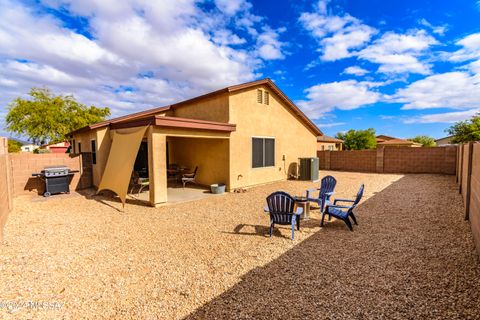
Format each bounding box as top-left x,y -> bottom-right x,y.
317,135 -> 343,151
69,79 -> 322,206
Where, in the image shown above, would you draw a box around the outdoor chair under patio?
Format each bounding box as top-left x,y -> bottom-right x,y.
306,175 -> 337,213
129,171 -> 150,196
182,166 -> 198,188
264,191 -> 303,240
322,184 -> 364,231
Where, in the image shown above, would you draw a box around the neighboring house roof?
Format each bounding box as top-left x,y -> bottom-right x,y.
435,135 -> 454,143
42,141 -> 71,149
375,135 -> 397,143
69,78 -> 322,136
317,135 -> 343,143
377,138 -> 422,146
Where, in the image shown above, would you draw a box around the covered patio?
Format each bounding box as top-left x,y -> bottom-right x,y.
103,115 -> 234,206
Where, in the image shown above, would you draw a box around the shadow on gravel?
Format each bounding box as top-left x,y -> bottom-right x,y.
183,175 -> 480,319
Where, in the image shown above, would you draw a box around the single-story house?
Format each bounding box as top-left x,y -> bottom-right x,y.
21,144 -> 39,153
69,78 -> 322,206
41,141 -> 70,153
317,135 -> 343,151
435,135 -> 455,146
376,135 -> 422,148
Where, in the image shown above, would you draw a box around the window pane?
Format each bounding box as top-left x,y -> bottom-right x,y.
264,138 -> 275,167
252,138 -> 264,168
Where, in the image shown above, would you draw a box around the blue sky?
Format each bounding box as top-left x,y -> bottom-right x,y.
1,0 -> 480,140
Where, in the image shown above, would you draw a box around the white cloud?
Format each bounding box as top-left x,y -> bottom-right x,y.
214,0 -> 250,16
418,18 -> 448,36
447,33 -> 480,62
392,71 -> 480,110
0,0 -> 286,120
343,66 -> 369,76
299,2 -> 376,61
404,109 -> 480,124
256,27 -> 287,60
297,80 -> 381,119
315,122 -> 346,128
358,30 -> 438,75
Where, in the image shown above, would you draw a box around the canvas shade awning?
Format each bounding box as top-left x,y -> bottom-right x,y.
97,126 -> 148,206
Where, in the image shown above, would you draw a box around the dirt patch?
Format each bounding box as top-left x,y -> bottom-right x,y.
1,172 -> 479,319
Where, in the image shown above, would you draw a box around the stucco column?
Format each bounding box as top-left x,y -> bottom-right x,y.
148,127 -> 167,206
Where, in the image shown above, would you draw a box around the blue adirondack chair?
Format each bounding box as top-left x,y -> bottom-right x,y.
264,191 -> 303,240
322,184 -> 364,231
306,175 -> 337,213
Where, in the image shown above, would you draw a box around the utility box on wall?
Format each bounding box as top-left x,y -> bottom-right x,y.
299,157 -> 319,181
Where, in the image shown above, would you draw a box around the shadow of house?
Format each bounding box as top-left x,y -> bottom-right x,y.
183,175 -> 480,319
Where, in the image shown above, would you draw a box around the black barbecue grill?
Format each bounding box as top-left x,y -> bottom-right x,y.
32,166 -> 79,197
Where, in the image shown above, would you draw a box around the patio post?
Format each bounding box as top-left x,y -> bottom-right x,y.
148,127 -> 168,206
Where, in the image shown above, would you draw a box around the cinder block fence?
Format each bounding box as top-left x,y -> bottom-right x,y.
318,146 -> 457,174
457,142 -> 480,257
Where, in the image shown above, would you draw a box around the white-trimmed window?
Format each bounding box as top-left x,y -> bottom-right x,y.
257,89 -> 263,104
252,137 -> 275,168
91,140 -> 97,164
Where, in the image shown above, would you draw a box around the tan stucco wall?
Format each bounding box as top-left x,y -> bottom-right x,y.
228,85 -> 317,189
167,137 -> 229,188
72,127 -> 112,187
166,93 -> 229,123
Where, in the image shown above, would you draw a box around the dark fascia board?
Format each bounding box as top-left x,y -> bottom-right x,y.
109,115 -> 236,132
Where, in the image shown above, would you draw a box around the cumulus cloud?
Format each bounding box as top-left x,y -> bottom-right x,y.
404,109 -> 480,124
0,0 -> 286,119
299,1 -> 377,61
391,71 -> 480,110
297,80 -> 381,119
358,30 -> 438,75
418,18 -> 448,36
343,66 -> 369,76
447,32 -> 480,62
256,27 -> 287,60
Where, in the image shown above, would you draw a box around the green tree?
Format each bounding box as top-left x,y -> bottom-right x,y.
447,113 -> 480,143
7,139 -> 22,153
408,135 -> 436,147
6,87 -> 110,144
336,128 -> 377,150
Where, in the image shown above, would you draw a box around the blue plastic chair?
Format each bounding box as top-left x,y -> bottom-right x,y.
306,175 -> 337,213
322,184 -> 364,231
264,191 -> 303,240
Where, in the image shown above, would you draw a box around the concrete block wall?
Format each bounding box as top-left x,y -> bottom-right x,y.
0,138 -> 13,242
9,152 -> 93,196
383,146 -> 456,174
457,142 -> 480,257
318,146 -> 457,175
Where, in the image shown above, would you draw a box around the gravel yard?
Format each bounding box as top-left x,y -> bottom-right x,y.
1,171 -> 479,319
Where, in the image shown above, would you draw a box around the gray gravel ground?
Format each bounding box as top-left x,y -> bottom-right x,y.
1,172 -> 479,319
